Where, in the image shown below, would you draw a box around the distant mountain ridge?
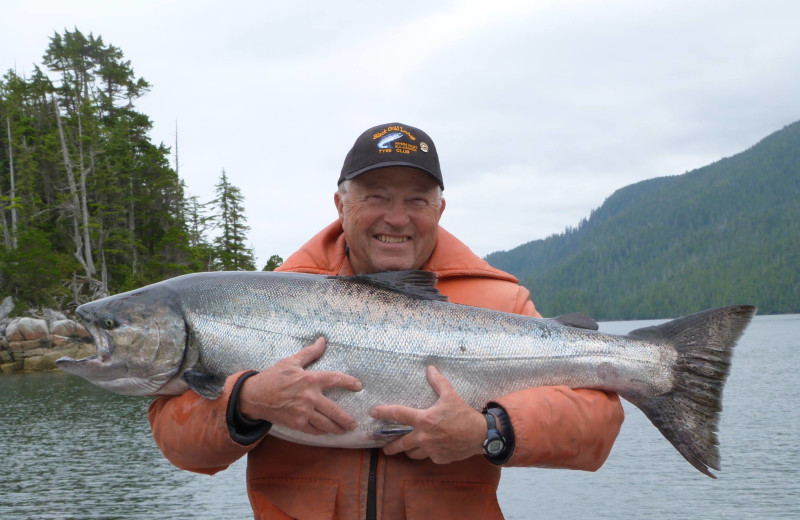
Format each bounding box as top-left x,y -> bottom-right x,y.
486,121 -> 800,320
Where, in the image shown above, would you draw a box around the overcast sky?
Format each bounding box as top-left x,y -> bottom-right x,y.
3,0 -> 799,266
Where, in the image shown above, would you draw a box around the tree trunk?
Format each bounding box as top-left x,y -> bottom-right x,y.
53,97 -> 94,284
6,117 -> 17,249
1,206 -> 9,251
76,107 -> 97,277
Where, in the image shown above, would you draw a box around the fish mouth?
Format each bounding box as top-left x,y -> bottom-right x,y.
75,308 -> 113,362
55,354 -> 111,378
91,328 -> 113,362
55,321 -> 114,375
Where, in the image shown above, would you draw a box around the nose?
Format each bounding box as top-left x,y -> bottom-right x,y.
383,200 -> 410,227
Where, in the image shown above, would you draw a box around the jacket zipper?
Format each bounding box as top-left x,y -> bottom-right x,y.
366,448 -> 380,520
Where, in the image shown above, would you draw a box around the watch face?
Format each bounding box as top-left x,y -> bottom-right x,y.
487,438 -> 504,455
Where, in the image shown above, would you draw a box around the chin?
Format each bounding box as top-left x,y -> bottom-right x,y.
373,260 -> 416,272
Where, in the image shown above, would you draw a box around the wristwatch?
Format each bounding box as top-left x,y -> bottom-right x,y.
482,411 -> 507,457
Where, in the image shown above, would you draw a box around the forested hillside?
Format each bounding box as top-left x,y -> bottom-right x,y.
0,29 -> 264,314
486,121 -> 800,320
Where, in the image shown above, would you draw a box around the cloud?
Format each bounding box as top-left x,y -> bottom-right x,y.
3,0 -> 800,263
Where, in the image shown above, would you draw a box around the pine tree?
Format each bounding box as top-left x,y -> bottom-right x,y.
262,254 -> 283,271
210,169 -> 255,271
0,28 -> 198,308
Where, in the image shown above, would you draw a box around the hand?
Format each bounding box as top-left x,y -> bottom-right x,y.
238,337 -> 362,435
370,366 -> 486,464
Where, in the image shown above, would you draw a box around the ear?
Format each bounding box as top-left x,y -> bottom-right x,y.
438,197 -> 446,219
334,191 -> 344,221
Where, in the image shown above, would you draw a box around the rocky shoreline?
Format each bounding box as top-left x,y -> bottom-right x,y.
0,297 -> 94,374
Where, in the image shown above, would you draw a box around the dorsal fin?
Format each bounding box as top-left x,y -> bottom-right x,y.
544,312 -> 599,330
336,270 -> 448,302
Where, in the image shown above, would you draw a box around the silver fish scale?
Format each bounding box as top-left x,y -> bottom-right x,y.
168,272 -> 676,448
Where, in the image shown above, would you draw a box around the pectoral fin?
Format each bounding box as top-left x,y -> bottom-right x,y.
182,369 -> 226,399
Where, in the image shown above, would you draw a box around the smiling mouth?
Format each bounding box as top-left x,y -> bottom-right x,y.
375,234 -> 410,244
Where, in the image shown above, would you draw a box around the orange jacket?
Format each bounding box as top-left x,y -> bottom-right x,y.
149,221 -> 624,519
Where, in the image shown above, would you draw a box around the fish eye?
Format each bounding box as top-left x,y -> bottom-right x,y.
102,316 -> 119,329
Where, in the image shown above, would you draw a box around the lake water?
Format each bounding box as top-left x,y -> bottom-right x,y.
1,314 -> 798,519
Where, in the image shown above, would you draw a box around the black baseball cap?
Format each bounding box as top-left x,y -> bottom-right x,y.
338,122 -> 443,189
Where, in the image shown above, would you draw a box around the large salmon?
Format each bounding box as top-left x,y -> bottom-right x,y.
56,270 -> 756,477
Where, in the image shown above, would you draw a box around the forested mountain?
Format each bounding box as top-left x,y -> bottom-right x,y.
0,29 -> 261,314
486,121 -> 800,320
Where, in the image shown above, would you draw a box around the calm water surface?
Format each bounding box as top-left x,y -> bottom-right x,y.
1,314 -> 797,519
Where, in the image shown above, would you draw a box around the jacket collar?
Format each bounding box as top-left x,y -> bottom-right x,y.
279,220 -> 518,283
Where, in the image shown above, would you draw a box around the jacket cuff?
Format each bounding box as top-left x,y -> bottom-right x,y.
226,371 -> 272,445
484,403 -> 516,465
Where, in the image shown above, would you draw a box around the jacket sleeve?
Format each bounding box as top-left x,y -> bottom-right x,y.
148,371 -> 265,475
499,285 -> 626,471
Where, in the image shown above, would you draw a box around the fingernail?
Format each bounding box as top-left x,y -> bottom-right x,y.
369,408 -> 377,418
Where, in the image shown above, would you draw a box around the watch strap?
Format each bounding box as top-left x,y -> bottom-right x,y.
483,405 -> 515,465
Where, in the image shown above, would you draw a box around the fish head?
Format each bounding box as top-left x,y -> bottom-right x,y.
56,284 -> 191,396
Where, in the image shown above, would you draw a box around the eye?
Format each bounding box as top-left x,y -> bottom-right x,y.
102,316 -> 119,329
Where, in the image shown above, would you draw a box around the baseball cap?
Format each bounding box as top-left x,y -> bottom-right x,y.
338,122 -> 443,189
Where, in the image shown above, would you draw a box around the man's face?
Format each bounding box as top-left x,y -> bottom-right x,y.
335,167 -> 446,274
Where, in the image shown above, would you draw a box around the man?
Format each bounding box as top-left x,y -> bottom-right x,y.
149,122 -> 624,519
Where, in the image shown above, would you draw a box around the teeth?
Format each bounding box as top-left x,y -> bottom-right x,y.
376,235 -> 409,243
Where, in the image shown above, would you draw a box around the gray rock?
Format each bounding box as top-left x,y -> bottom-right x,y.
0,296 -> 13,321
43,308 -> 68,324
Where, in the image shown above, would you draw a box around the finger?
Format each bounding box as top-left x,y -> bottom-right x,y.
404,447 -> 427,460
313,370 -> 363,392
308,412 -> 347,435
426,366 -> 455,398
292,336 -> 327,366
315,397 -> 358,431
370,404 -> 419,425
382,436 -> 413,456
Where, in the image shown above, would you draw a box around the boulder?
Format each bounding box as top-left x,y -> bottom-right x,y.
0,360 -> 23,373
8,338 -> 50,359
6,317 -> 49,342
50,320 -> 79,337
7,339 -> 50,354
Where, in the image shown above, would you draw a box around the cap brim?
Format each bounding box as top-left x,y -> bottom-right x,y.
341,162 -> 444,189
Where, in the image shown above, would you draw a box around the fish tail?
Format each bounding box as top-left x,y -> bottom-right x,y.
626,305 -> 756,478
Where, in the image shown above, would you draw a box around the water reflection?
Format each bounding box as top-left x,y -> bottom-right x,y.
0,372 -> 250,519
497,314 -> 800,519
1,315 -> 798,519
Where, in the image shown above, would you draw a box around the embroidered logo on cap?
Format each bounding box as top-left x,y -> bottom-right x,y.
377,132 -> 403,149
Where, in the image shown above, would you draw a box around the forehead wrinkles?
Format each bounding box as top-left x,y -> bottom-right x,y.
352,178 -> 440,200
355,167 -> 438,189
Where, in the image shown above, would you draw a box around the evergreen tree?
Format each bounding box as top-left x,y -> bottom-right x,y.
262,254 -> 283,271
0,28 -> 198,309
210,169 -> 255,271
183,189 -> 217,271
487,121 -> 800,318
